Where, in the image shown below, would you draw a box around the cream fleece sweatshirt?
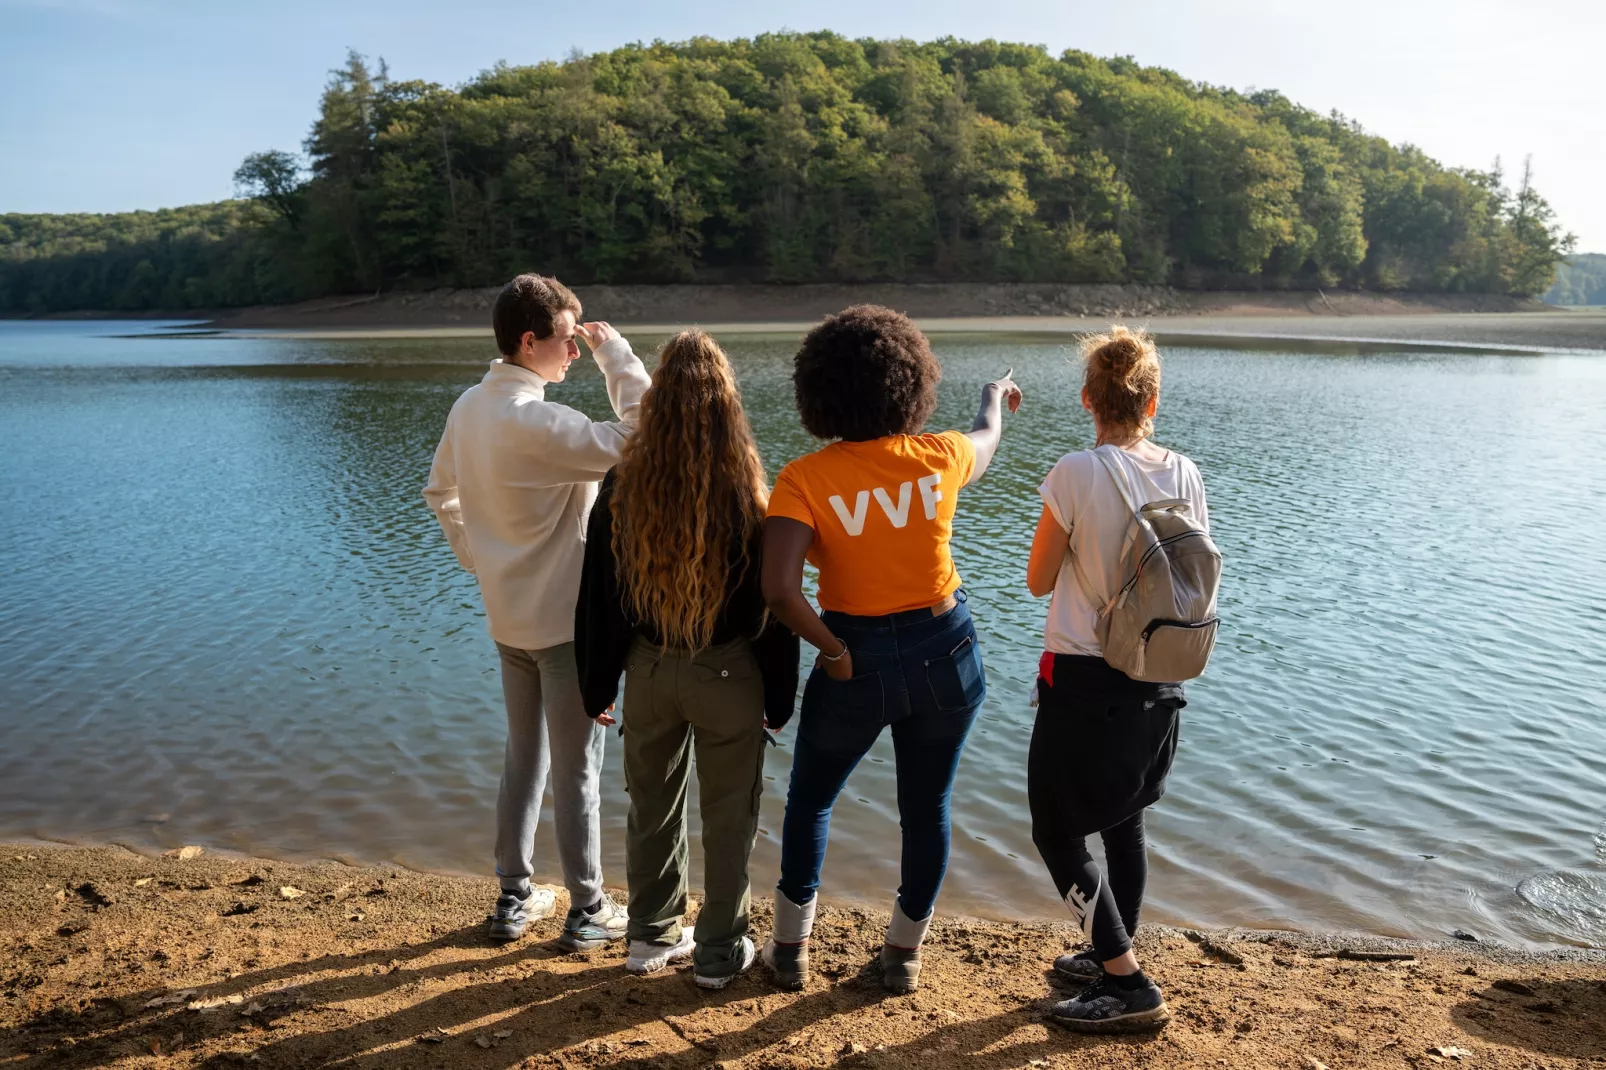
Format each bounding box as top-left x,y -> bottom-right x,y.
422,336 -> 650,650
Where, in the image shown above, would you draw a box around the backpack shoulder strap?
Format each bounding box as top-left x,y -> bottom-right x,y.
1067,447 -> 1129,618
1090,444 -> 1143,513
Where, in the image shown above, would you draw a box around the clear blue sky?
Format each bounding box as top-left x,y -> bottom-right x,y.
2,0 -> 1601,250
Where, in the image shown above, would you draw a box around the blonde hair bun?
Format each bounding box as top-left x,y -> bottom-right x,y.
1080,325 -> 1162,438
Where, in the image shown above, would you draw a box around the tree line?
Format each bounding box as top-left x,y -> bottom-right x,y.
1,33 -> 1577,313
1544,254 -> 1606,306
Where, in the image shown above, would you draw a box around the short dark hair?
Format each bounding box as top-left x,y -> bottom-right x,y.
492,274 -> 582,356
792,305 -> 941,441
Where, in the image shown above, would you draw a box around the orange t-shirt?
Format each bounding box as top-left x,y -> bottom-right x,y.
767,431 -> 978,616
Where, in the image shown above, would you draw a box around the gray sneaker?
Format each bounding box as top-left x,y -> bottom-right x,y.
488,888 -> 556,942
694,937 -> 756,990
557,894 -> 628,952
1052,948 -> 1104,983
1049,975 -> 1171,1033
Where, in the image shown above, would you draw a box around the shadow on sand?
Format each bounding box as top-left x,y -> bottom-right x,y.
2,926 -> 1148,1069
1449,976 -> 1606,1061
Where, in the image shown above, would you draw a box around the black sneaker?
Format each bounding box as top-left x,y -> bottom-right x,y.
1052,949 -> 1104,983
1049,975 -> 1171,1032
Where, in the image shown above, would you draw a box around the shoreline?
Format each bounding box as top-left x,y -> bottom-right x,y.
21,282 -> 1552,328
16,282 -> 1606,350
151,314 -> 1606,355
4,844 -> 1603,1068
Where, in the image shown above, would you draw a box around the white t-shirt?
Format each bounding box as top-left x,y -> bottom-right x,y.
1039,445 -> 1210,657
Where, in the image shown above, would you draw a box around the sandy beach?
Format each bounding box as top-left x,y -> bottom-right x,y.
3,844 -> 1603,1069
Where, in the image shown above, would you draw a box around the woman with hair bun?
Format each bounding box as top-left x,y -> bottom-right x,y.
1023,325 -> 1209,1032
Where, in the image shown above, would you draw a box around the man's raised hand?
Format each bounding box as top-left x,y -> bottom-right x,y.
578,321 -> 620,352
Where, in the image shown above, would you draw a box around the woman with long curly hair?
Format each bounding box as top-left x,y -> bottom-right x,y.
575,329 -> 798,989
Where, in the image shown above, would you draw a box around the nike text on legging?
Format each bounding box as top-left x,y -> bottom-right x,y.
1032,809 -> 1148,961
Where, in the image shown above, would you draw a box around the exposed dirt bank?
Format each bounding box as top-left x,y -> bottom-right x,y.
3,844 -> 1602,1069
190,283 -> 1546,330
28,284 -> 1606,350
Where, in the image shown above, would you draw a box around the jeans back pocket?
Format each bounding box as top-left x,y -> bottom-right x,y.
800,667 -> 887,754
925,633 -> 986,712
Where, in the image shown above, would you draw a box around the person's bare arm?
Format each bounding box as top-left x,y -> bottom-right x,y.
1027,504 -> 1069,598
963,372 -> 1023,485
761,517 -> 853,682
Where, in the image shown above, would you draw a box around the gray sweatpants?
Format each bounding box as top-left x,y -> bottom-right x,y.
493,641 -> 605,908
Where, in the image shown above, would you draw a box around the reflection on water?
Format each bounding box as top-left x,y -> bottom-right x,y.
2,320 -> 1604,950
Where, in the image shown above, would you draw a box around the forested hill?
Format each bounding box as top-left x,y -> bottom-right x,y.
1,34 -> 1576,313
1544,254 -> 1606,306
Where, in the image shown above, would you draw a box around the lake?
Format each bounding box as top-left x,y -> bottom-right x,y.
2,319 -> 1603,951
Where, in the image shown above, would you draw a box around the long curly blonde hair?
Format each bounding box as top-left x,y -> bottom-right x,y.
611,330 -> 769,653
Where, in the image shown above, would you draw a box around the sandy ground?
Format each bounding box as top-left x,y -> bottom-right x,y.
3,845 -> 1603,1069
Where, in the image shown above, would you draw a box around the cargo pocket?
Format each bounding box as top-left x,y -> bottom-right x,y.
925,633 -> 986,712
1140,619 -> 1219,681
750,732 -> 767,816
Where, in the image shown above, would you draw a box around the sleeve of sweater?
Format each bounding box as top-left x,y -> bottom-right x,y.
421,407 -> 475,574
574,472 -> 635,718
515,337 -> 652,485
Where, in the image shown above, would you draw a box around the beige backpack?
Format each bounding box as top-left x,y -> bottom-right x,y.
1071,445 -> 1222,682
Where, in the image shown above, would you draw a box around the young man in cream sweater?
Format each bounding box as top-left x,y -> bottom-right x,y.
424,274 -> 649,949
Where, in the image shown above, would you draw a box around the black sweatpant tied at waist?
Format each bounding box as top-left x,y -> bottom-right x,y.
1027,651 -> 1184,961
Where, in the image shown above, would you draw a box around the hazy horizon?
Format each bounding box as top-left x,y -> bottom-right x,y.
2,0 -> 1601,251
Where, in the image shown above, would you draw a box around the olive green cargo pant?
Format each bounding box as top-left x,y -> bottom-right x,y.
622,635 -> 767,975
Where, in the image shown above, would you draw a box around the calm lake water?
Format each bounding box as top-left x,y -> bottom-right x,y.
2,320 -> 1604,950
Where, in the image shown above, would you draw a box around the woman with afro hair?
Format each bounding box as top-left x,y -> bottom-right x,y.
759,305 -> 1021,993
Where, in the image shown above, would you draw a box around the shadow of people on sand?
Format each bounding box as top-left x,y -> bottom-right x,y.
0,924 -> 556,1066
4,910 -> 1160,1070
1449,977 -> 1606,1061
193,952 -> 1150,1070
192,947 -> 893,1069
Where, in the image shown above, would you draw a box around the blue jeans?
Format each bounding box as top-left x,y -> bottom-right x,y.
776,590 -> 987,922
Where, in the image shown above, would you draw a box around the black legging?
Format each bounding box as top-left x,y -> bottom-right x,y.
1031,807 -> 1147,961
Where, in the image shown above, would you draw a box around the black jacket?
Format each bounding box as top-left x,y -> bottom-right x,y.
574,471 -> 800,729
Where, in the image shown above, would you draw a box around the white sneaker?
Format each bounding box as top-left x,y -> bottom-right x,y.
626,930 -> 696,975
556,893 -> 629,951
487,887 -> 557,942
695,937 -> 756,989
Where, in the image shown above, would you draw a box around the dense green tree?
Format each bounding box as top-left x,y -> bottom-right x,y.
233,150 -> 305,229
1,34 -> 1575,313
